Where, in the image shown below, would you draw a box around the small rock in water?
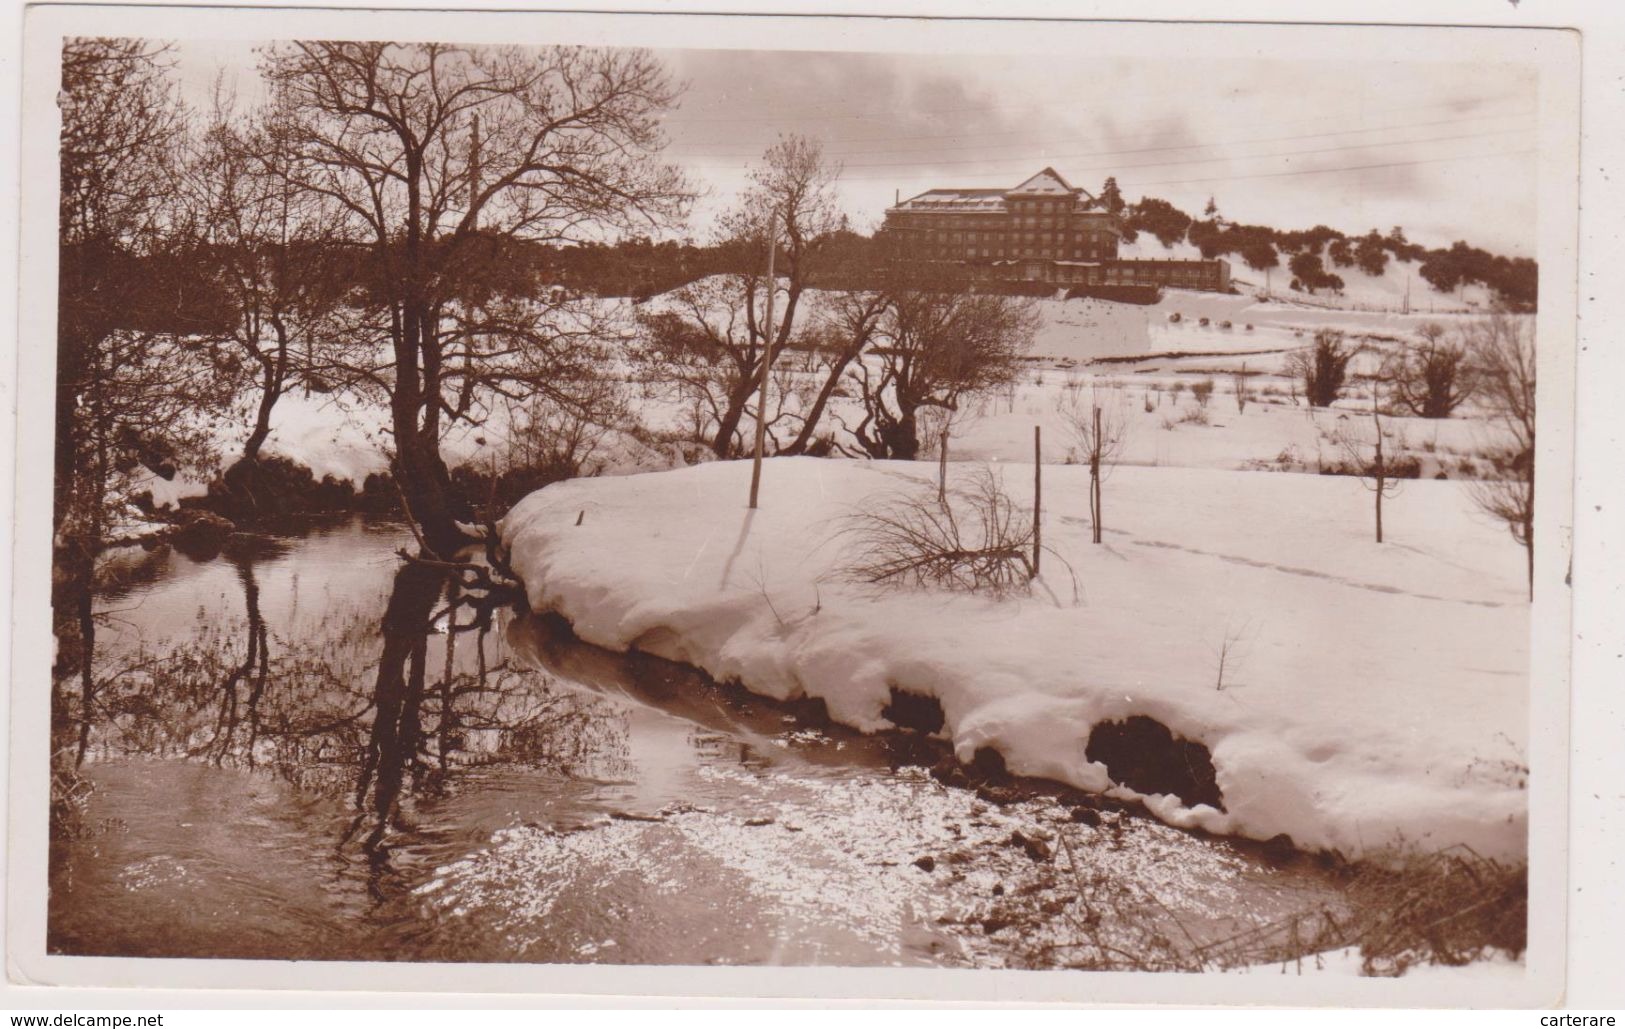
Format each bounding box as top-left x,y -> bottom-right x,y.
913,856 -> 936,872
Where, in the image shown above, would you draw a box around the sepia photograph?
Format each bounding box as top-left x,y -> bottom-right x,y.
6,3 -> 1585,1007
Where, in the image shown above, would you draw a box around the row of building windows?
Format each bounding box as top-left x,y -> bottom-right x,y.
910,229 -> 1113,245
925,245 -> 1110,260
896,213 -> 1103,231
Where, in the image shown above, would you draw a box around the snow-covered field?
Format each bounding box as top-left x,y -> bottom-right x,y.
501,456 -> 1529,862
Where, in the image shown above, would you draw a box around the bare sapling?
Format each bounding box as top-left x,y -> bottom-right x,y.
1214,619 -> 1251,691
919,405 -> 973,506
1233,364 -> 1251,413
1058,386 -> 1129,544
1334,389 -> 1404,543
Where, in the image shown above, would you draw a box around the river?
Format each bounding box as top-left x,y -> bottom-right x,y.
48,517 -> 1349,970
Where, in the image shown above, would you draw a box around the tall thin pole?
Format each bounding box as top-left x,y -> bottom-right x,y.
1032,425 -> 1042,576
748,214 -> 778,509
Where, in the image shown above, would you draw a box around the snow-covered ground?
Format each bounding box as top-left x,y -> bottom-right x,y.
500,456 -> 1529,862
138,278 -> 1507,504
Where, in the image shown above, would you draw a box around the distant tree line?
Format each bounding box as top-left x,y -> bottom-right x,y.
1102,179 -> 1536,310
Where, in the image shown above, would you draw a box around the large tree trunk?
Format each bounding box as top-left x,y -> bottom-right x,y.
391,292 -> 469,558
783,352 -> 857,456
711,375 -> 759,460
884,410 -> 919,461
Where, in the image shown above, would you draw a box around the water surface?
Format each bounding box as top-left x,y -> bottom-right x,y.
50,518 -> 1346,969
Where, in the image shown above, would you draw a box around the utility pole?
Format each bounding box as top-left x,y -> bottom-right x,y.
748,213 -> 778,509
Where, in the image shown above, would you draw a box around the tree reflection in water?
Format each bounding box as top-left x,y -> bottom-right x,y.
51,524 -> 633,904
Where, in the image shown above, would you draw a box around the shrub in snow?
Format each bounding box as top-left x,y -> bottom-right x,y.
1191,379 -> 1215,409
1286,329 -> 1357,407
1344,845 -> 1527,976
840,469 -> 1040,597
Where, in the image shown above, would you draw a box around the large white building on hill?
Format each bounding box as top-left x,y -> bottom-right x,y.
884,167 -> 1231,294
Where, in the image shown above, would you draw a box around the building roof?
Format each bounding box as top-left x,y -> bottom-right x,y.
1007,166 -> 1078,197
890,167 -> 1099,214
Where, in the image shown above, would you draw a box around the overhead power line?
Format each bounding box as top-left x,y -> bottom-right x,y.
665,108 -> 1533,162
665,84 -> 1527,129
666,113 -> 1527,177
674,125 -> 1528,179
1113,148 -> 1535,190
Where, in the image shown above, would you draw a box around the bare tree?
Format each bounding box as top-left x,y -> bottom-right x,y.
635,135 -> 844,460
1285,328 -> 1357,408
1382,322 -> 1478,419
53,37 -> 250,800
185,88 -> 352,484
1058,386 -> 1129,544
1334,394 -> 1405,543
261,41 -> 690,555
784,286 -> 888,457
846,258 -> 1038,460
1465,313 -> 1536,596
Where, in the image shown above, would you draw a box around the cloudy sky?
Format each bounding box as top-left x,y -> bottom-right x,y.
176,41 -> 1538,256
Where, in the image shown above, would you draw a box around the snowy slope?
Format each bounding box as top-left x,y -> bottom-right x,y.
501,457 -> 1529,862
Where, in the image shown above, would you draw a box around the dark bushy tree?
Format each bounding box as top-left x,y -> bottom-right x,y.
1355,230 -> 1390,277
1288,251 -> 1344,294
1098,176 -> 1125,216
1125,197 -> 1193,248
1287,329 -> 1357,407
